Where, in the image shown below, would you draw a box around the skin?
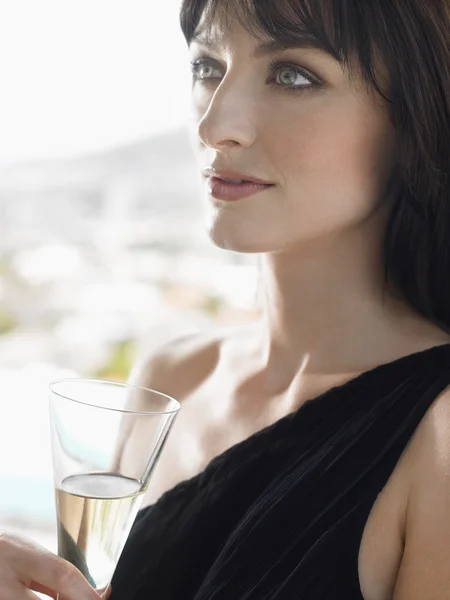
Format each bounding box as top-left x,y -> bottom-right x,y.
188,17 -> 448,392
118,13 -> 450,600
5,12 -> 448,600
0,531 -> 106,600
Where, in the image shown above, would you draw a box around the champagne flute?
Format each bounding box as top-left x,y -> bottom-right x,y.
48,378 -> 180,599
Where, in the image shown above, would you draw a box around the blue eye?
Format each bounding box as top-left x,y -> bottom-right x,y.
267,60 -> 322,94
270,63 -> 311,88
190,57 -> 322,95
190,58 -> 222,82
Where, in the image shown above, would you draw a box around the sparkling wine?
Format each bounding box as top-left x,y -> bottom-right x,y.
55,472 -> 144,592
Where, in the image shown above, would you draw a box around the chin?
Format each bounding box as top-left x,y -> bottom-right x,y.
203,201 -> 300,254
204,222 -> 281,254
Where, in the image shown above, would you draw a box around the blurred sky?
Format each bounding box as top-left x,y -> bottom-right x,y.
0,1 -> 192,163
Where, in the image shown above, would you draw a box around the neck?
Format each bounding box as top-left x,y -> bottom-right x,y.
256,215 -> 445,388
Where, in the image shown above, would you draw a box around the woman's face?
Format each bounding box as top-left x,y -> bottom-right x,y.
188,19 -> 397,253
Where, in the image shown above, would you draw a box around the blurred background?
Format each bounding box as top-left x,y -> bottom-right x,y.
0,0 -> 259,560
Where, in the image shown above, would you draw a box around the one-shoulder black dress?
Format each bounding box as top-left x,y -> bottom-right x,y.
110,343 -> 450,599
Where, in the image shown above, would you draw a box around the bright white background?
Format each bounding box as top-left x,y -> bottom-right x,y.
0,4 -> 197,598
0,0 -> 191,163
0,0 -> 195,566
0,7 -> 260,598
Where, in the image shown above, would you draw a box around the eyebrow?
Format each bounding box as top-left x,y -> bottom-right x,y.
190,31 -> 332,58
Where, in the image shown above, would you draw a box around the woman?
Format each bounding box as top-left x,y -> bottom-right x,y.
2,0 -> 450,598
110,1 -> 450,598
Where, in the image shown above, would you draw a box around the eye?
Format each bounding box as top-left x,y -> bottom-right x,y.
278,67 -> 308,86
189,56 -> 322,95
190,58 -> 222,82
267,60 -> 320,93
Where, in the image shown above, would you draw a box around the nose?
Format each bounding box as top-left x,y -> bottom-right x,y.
196,75 -> 258,150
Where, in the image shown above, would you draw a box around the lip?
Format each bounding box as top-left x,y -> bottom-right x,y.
206,177 -> 274,202
202,167 -> 275,186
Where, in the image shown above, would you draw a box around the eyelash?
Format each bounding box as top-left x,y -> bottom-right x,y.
190,57 -> 322,95
267,59 -> 321,94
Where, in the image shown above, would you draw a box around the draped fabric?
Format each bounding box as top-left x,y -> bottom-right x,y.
110,344 -> 450,599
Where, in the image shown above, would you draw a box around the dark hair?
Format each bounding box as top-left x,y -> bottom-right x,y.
180,0 -> 450,333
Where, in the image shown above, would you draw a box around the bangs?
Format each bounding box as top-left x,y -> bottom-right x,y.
178,0 -> 450,334
180,0 -> 392,99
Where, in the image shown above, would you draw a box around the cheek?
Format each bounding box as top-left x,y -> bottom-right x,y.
265,98 -> 395,224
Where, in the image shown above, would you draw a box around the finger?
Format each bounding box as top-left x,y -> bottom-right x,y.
22,588 -> 43,599
19,548 -> 100,600
29,580 -> 57,598
0,533 -> 100,600
58,585 -> 110,600
0,582 -> 42,600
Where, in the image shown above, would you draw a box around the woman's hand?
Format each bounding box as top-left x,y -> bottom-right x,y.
0,531 -> 104,599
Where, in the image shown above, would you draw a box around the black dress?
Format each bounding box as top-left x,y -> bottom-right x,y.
110,343 -> 450,599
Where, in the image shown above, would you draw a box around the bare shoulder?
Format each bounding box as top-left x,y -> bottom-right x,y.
404,382 -> 450,484
392,383 -> 450,599
127,328 -> 227,403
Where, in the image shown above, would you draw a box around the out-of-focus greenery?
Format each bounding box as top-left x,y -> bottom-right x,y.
201,295 -> 222,316
0,305 -> 18,334
0,257 -> 13,276
0,254 -> 31,288
94,339 -> 136,382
